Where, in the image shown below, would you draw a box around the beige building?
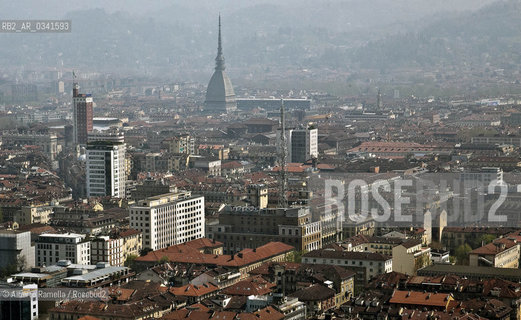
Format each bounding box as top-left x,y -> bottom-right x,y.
345,235 -> 403,256
91,236 -> 124,266
164,134 -> 195,154
342,217 -> 375,239
392,239 -> 432,275
17,204 -> 53,225
302,249 -> 392,284
246,184 -> 268,209
119,229 -> 143,260
469,238 -> 520,268
208,206 -> 322,254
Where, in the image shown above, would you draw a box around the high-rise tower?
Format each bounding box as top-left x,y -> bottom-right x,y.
86,140 -> 126,198
205,15 -> 237,113
72,72 -> 93,145
377,88 -> 383,110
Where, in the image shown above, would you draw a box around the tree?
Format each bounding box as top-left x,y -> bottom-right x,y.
479,234 -> 496,246
429,241 -> 444,250
124,254 -> 138,269
286,250 -> 305,263
158,256 -> 169,264
454,244 -> 472,265
16,255 -> 27,272
139,248 -> 153,256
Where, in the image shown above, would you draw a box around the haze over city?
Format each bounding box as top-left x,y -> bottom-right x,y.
1,1 -> 521,320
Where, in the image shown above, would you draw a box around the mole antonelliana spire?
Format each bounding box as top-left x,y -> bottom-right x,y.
215,15 -> 225,71
205,14 -> 237,113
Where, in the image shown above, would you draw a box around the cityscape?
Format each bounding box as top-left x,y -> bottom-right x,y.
2,1 -> 521,319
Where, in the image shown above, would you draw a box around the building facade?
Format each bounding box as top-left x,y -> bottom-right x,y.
290,126 -> 318,163
164,134 -> 195,154
0,230 -> 35,271
391,239 -> 432,275
18,204 -> 53,225
469,238 -> 520,268
1,131 -> 58,161
129,191 -> 205,250
302,250 -> 392,283
277,126 -> 318,163
36,233 -> 90,266
118,229 -> 143,261
90,236 -> 124,266
208,206 -> 322,254
72,83 -> 93,145
0,283 -> 38,320
86,140 -> 126,198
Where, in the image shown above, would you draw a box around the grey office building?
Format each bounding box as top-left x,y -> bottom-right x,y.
0,230 -> 35,271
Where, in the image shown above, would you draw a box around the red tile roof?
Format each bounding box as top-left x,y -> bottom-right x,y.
136,241 -> 294,268
290,284 -> 335,301
168,282 -> 219,297
390,290 -> 451,307
470,238 -> 517,255
161,306 -> 283,320
221,275 -> 276,296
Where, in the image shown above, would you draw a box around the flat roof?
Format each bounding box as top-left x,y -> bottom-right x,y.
44,265 -> 67,273
0,230 -> 30,235
237,98 -> 310,101
67,264 -> 97,270
39,233 -> 84,239
62,266 -> 128,282
12,273 -> 49,279
93,117 -> 120,121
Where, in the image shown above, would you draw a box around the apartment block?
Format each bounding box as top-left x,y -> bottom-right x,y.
86,140 -> 126,198
91,236 -> 124,266
129,191 -> 205,250
208,206 -> 322,254
36,233 -> 90,266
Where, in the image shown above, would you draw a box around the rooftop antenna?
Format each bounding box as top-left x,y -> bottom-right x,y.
72,70 -> 79,97
278,98 -> 288,208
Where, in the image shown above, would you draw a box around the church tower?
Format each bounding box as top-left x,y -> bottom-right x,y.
205,15 -> 237,113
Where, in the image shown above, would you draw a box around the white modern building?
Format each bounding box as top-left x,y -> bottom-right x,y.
86,140 -> 126,198
0,282 -> 38,320
278,125 -> 318,163
36,233 -> 90,266
129,191 -> 205,250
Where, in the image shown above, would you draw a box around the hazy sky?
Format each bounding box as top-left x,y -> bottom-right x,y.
0,0 -> 512,85
1,0 -> 498,19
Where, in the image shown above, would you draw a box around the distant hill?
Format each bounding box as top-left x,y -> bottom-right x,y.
349,0 -> 521,70
0,0 -> 512,82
